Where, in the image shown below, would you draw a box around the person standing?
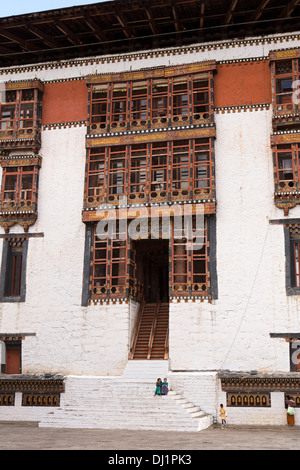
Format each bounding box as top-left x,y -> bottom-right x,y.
286,395 -> 295,426
219,403 -> 227,429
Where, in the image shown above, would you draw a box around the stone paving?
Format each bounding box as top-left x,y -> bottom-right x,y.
0,422 -> 299,450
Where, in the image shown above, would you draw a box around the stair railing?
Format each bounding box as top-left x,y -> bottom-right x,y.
164,325 -> 169,359
128,298 -> 145,359
147,302 -> 160,359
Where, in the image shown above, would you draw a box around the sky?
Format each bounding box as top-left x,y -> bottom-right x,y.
0,0 -> 108,18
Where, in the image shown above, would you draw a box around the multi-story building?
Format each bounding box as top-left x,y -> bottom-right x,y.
0,0 -> 299,427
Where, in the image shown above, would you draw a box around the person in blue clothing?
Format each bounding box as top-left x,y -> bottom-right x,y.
154,378 -> 162,396
161,378 -> 169,395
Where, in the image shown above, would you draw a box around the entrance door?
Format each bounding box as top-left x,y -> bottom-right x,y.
5,342 -> 21,374
135,239 -> 169,302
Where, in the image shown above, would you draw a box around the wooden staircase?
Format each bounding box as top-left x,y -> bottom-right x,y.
130,302 -> 169,360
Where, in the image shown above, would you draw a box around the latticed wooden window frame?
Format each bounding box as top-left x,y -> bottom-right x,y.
0,80 -> 43,153
87,64 -> 215,135
89,215 -> 211,302
270,53 -> 300,121
84,137 -> 215,209
0,155 -> 41,232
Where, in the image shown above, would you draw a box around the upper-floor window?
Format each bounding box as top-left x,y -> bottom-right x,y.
270,51 -> 300,128
0,81 -> 43,152
87,62 -> 216,134
84,138 -> 215,208
0,155 -> 41,232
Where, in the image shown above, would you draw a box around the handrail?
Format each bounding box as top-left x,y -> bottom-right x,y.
147,302 -> 160,359
164,325 -> 169,360
128,298 -> 145,359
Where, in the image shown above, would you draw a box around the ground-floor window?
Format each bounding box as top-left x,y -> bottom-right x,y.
82,214 -> 217,304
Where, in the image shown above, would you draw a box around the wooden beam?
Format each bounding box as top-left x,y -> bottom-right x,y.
225,0 -> 238,25
84,13 -> 107,42
145,8 -> 159,35
250,0 -> 271,22
116,13 -> 133,38
200,0 -> 205,29
171,3 -> 181,32
26,23 -> 61,49
56,20 -> 82,46
0,29 -> 40,51
279,0 -> 300,18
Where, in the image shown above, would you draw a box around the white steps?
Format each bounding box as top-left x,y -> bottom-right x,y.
39,375 -> 213,432
122,360 -> 169,382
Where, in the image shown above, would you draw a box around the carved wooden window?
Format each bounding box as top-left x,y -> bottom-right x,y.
108,145 -> 126,198
129,144 -> 147,198
91,222 -> 133,300
289,225 -> 300,289
273,142 -> 300,196
151,78 -> 168,122
131,81 -> 148,123
0,82 -> 43,152
192,74 -> 210,118
0,156 -> 41,232
1,166 -> 35,205
87,147 -> 106,205
194,138 -> 212,195
87,62 -> 216,134
85,138 -> 215,208
171,140 -> 190,194
111,82 -> 129,127
90,84 -> 108,131
172,77 -> 188,120
171,216 -> 209,297
150,141 -> 168,197
274,59 -> 299,110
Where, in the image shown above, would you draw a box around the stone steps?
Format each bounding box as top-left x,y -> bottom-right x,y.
39,375 -> 213,432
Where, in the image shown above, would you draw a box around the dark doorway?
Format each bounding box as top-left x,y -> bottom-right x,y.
135,239 -> 169,303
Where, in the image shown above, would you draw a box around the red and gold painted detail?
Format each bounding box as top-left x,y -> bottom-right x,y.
82,202 -> 216,223
0,377 -> 65,393
271,132 -> 300,145
0,136 -> 41,153
4,80 -> 44,93
0,155 -> 41,168
227,392 -> 271,407
86,61 -> 217,84
22,393 -> 60,407
0,214 -> 37,233
269,48 -> 300,61
220,376 -> 300,392
86,126 -> 216,147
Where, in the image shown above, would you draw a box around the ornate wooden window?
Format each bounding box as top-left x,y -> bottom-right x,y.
131,80 -> 148,124
0,155 -> 41,232
86,61 -> 216,135
84,138 -> 215,209
108,145 -> 126,201
0,80 -> 43,152
171,216 -> 209,298
129,143 -> 147,203
91,222 -> 134,301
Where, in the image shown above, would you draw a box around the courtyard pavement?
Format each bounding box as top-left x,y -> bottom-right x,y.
0,422 -> 299,451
